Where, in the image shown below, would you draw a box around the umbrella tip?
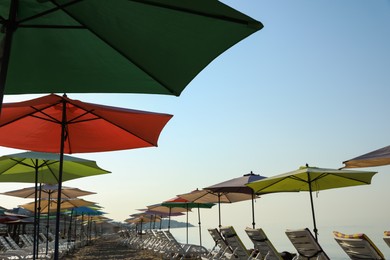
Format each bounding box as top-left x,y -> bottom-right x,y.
244,171 -> 258,176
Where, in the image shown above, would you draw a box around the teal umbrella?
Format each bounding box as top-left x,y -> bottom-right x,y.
162,197 -> 215,246
0,1 -> 263,105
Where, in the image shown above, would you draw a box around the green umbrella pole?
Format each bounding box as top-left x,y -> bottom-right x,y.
0,0 -> 17,110
251,192 -> 256,229
308,174 -> 318,241
32,165 -> 38,260
54,99 -> 67,260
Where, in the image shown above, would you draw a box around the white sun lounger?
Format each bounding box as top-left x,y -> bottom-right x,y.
245,227 -> 283,260
333,231 -> 385,259
285,228 -> 330,260
220,226 -> 253,259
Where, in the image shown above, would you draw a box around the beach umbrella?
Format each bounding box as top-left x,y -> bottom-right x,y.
67,206 -> 105,244
343,145 -> 390,168
0,152 -> 110,184
136,209 -> 184,230
205,171 -> 265,229
146,203 -> 189,231
2,184 -> 96,199
130,212 -> 162,230
178,188 -> 255,228
0,1 -> 263,106
162,197 -> 215,246
0,151 -> 108,259
246,165 -> 377,241
2,184 -> 97,256
0,93 -> 173,259
20,198 -> 96,213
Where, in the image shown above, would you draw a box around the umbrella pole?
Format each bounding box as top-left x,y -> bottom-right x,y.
159,215 -> 162,230
68,209 -> 73,243
308,175 -> 318,241
218,194 -> 221,229
36,182 -> 43,259
198,206 -> 202,247
251,191 -> 256,229
33,166 -> 38,260
0,0 -> 17,109
168,208 -> 171,231
54,99 -> 67,260
46,192 -> 52,255
186,204 -> 189,244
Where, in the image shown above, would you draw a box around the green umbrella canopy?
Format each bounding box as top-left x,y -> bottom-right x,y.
246,166 -> 377,193
246,165 -> 377,241
0,151 -> 110,184
0,0 -> 263,98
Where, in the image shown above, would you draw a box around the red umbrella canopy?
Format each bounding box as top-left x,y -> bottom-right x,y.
0,94 -> 173,153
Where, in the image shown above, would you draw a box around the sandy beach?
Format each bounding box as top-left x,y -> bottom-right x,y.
61,233 -> 161,260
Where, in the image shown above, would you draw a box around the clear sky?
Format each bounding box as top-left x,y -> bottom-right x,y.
0,0 -> 390,258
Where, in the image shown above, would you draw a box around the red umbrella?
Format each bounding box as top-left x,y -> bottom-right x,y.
0,93 -> 173,259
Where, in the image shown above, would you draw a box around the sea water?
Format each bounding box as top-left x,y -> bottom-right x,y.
169,225 -> 390,259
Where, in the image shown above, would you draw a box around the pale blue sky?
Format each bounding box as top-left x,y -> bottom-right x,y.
0,1 -> 390,258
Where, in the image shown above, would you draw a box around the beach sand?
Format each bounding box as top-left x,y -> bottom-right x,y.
61,233 -> 161,259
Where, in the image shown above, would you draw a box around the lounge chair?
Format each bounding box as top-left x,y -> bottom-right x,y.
202,228 -> 233,259
162,230 -> 208,259
383,231 -> 390,248
333,231 -> 385,259
0,236 -> 33,259
285,228 -> 330,260
219,226 -> 253,259
245,227 -> 283,260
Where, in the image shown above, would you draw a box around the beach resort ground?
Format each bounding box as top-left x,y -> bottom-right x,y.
61,233 -> 160,260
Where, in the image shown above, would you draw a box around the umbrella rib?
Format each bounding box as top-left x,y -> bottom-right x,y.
41,1 -> 178,95
43,161 -> 60,184
0,101 -> 61,127
255,176 -> 301,193
17,0 -> 84,24
129,0 -> 262,28
64,100 -> 159,147
330,173 -> 372,185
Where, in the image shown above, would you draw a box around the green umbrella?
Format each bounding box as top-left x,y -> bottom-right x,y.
0,151 -> 109,259
0,151 -> 110,184
246,165 -> 377,241
162,197 -> 215,246
0,1 -> 263,103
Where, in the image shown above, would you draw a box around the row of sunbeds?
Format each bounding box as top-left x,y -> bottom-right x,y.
208,226 -> 390,260
120,229 -> 209,259
120,226 -> 390,259
0,232 -> 84,259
